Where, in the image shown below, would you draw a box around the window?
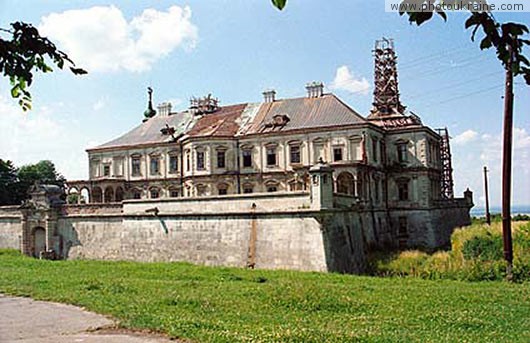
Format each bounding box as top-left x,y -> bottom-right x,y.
169,155 -> 178,173
103,165 -> 110,177
243,185 -> 253,194
266,147 -> 277,166
132,189 -> 142,199
150,156 -> 160,175
186,153 -> 190,171
398,180 -> 409,201
350,139 -> 362,161
196,151 -> 205,171
131,157 -> 141,176
398,216 -> 408,237
217,150 -> 226,169
242,150 -> 252,168
333,148 -> 343,162
170,189 -> 179,198
218,185 -> 228,195
372,139 -> 378,162
397,143 -> 408,163
267,186 -> 277,192
113,158 -> 123,176
290,145 -> 301,164
150,188 -> 160,199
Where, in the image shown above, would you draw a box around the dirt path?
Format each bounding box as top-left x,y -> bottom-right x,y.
0,294 -> 175,342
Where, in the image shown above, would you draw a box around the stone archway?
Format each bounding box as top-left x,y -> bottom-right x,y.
31,227 -> 46,258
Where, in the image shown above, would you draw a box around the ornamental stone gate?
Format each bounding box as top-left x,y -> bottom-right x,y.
19,184 -> 64,259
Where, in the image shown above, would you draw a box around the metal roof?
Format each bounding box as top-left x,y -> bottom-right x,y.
242,94 -> 366,135
90,94 -> 369,151
91,111 -> 196,150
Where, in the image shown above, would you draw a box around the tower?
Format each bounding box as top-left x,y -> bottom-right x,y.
369,38 -> 406,118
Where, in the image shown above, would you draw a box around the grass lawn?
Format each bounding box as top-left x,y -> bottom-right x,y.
0,249 -> 528,342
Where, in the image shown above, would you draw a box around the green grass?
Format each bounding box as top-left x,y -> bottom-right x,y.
370,221 -> 530,282
0,249 -> 529,342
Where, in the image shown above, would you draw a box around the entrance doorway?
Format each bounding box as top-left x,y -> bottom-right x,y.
32,227 -> 46,258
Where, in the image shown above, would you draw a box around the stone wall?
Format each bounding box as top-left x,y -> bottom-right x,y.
0,206 -> 21,250
56,208 -> 367,273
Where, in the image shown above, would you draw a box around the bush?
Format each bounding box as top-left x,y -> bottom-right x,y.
462,234 -> 503,261
369,221 -> 530,282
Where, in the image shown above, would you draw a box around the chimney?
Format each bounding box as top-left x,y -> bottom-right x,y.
157,102 -> 172,117
306,81 -> 324,98
262,89 -> 276,103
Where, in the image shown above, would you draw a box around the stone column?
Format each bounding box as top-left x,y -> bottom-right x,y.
20,215 -> 30,256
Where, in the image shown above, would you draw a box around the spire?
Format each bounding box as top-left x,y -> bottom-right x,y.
370,38 -> 406,117
143,86 -> 156,121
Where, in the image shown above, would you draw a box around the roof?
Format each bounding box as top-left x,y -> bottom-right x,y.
187,103 -> 248,138
89,93 -> 370,152
242,94 -> 366,135
90,111 -> 195,151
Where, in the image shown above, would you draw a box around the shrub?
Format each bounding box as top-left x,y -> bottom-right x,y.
368,221 -> 530,282
462,234 -> 503,261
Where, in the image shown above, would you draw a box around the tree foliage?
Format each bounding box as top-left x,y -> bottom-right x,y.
0,159 -> 65,205
270,0 -> 530,85
0,22 -> 86,111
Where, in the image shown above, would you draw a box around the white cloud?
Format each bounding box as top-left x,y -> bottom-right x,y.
329,66 -> 370,95
453,129 -> 478,145
0,96 -> 89,180
452,127 -> 530,207
39,5 -> 198,73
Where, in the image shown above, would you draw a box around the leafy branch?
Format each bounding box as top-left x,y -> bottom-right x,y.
0,22 -> 87,111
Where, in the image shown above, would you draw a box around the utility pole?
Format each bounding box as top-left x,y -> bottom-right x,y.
501,44 -> 514,279
483,166 -> 491,225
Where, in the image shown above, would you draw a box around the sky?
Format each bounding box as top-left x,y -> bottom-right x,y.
0,0 -> 528,207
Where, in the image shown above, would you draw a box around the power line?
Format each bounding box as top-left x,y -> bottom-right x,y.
419,83 -> 505,108
403,71 -> 500,100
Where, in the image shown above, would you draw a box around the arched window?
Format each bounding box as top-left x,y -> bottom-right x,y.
336,172 -> 355,195
150,187 -> 160,199
115,187 -> 124,202
217,183 -> 229,196
131,188 -> 142,199
104,187 -> 114,203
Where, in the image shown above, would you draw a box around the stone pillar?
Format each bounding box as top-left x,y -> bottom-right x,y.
20,215 -> 30,256
309,159 -> 334,210
45,215 -> 56,254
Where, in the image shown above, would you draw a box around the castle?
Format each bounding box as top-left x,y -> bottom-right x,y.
0,40 -> 473,273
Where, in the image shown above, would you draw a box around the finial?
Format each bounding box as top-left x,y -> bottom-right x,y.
143,86 -> 156,120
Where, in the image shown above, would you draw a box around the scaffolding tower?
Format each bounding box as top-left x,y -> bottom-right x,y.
436,127 -> 454,199
371,38 -> 406,116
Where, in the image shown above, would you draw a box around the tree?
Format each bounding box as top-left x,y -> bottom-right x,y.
17,160 -> 66,195
0,159 -> 18,205
0,22 -> 86,111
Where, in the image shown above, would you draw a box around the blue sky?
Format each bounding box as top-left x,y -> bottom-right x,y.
0,0 -> 528,207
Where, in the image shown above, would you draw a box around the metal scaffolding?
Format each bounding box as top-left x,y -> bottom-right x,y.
372,38 -> 406,116
436,127 -> 454,199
